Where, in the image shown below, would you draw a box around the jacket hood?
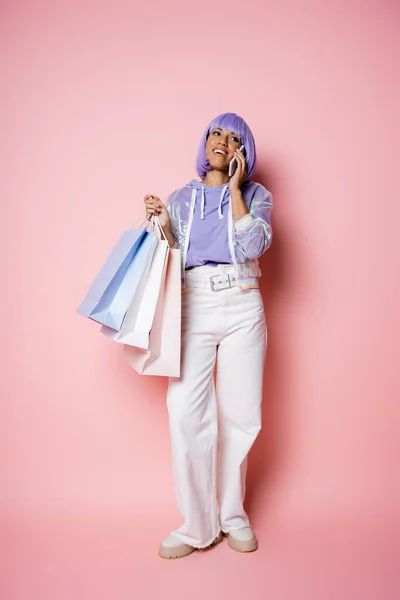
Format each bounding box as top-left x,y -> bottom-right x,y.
185,179 -> 230,221
186,178 -> 229,190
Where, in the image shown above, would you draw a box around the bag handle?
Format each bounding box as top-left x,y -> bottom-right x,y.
153,215 -> 168,241
131,209 -> 149,230
131,206 -> 168,242
131,196 -> 168,234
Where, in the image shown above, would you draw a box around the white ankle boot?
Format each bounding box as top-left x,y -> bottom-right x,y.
225,527 -> 258,553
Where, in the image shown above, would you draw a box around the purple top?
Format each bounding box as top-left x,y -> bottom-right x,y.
185,180 -> 233,268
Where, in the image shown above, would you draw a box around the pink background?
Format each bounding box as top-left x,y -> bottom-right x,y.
1,0 -> 399,598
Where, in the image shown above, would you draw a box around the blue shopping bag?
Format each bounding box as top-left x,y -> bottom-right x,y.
76,224 -> 156,330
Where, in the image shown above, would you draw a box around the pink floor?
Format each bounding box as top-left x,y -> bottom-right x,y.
3,513 -> 399,600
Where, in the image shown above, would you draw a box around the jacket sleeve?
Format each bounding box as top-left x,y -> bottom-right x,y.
165,188 -> 181,249
233,184 -> 273,260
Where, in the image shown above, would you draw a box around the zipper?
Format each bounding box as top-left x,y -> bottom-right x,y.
228,195 -> 239,282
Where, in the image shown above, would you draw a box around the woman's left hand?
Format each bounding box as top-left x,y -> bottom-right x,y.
229,148 -> 247,192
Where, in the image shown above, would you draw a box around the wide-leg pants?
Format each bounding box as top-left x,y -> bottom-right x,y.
166,265 -> 267,548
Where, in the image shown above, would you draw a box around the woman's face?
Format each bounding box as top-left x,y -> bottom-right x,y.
205,127 -> 242,173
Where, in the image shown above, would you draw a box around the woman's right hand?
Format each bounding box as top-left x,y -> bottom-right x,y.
143,194 -> 171,231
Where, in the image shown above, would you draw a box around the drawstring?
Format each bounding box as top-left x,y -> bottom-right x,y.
200,186 -> 205,220
195,184 -> 229,220
218,185 -> 229,220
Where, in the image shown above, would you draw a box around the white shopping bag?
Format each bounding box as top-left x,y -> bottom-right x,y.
122,247 -> 181,377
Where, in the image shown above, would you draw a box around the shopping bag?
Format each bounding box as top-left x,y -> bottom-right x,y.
99,231 -> 158,330
76,221 -> 155,330
100,238 -> 169,348
122,247 -> 181,377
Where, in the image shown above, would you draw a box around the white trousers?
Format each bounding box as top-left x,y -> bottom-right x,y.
166,265 -> 267,548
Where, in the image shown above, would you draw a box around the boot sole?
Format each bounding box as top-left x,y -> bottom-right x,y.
158,544 -> 196,560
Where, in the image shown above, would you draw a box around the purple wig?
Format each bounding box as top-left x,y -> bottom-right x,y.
195,112 -> 257,181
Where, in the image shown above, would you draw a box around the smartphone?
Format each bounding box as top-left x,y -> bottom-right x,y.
228,144 -> 245,177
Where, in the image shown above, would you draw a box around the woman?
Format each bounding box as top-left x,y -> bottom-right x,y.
144,112 -> 273,559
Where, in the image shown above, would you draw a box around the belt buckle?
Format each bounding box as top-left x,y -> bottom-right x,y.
210,274 -> 232,292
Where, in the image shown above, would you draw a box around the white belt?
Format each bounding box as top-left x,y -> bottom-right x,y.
185,267 -> 238,292
209,273 -> 238,291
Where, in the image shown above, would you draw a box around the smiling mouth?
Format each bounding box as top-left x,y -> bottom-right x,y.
213,149 -> 227,156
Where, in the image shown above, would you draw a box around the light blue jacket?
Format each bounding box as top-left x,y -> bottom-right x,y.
167,180 -> 273,290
